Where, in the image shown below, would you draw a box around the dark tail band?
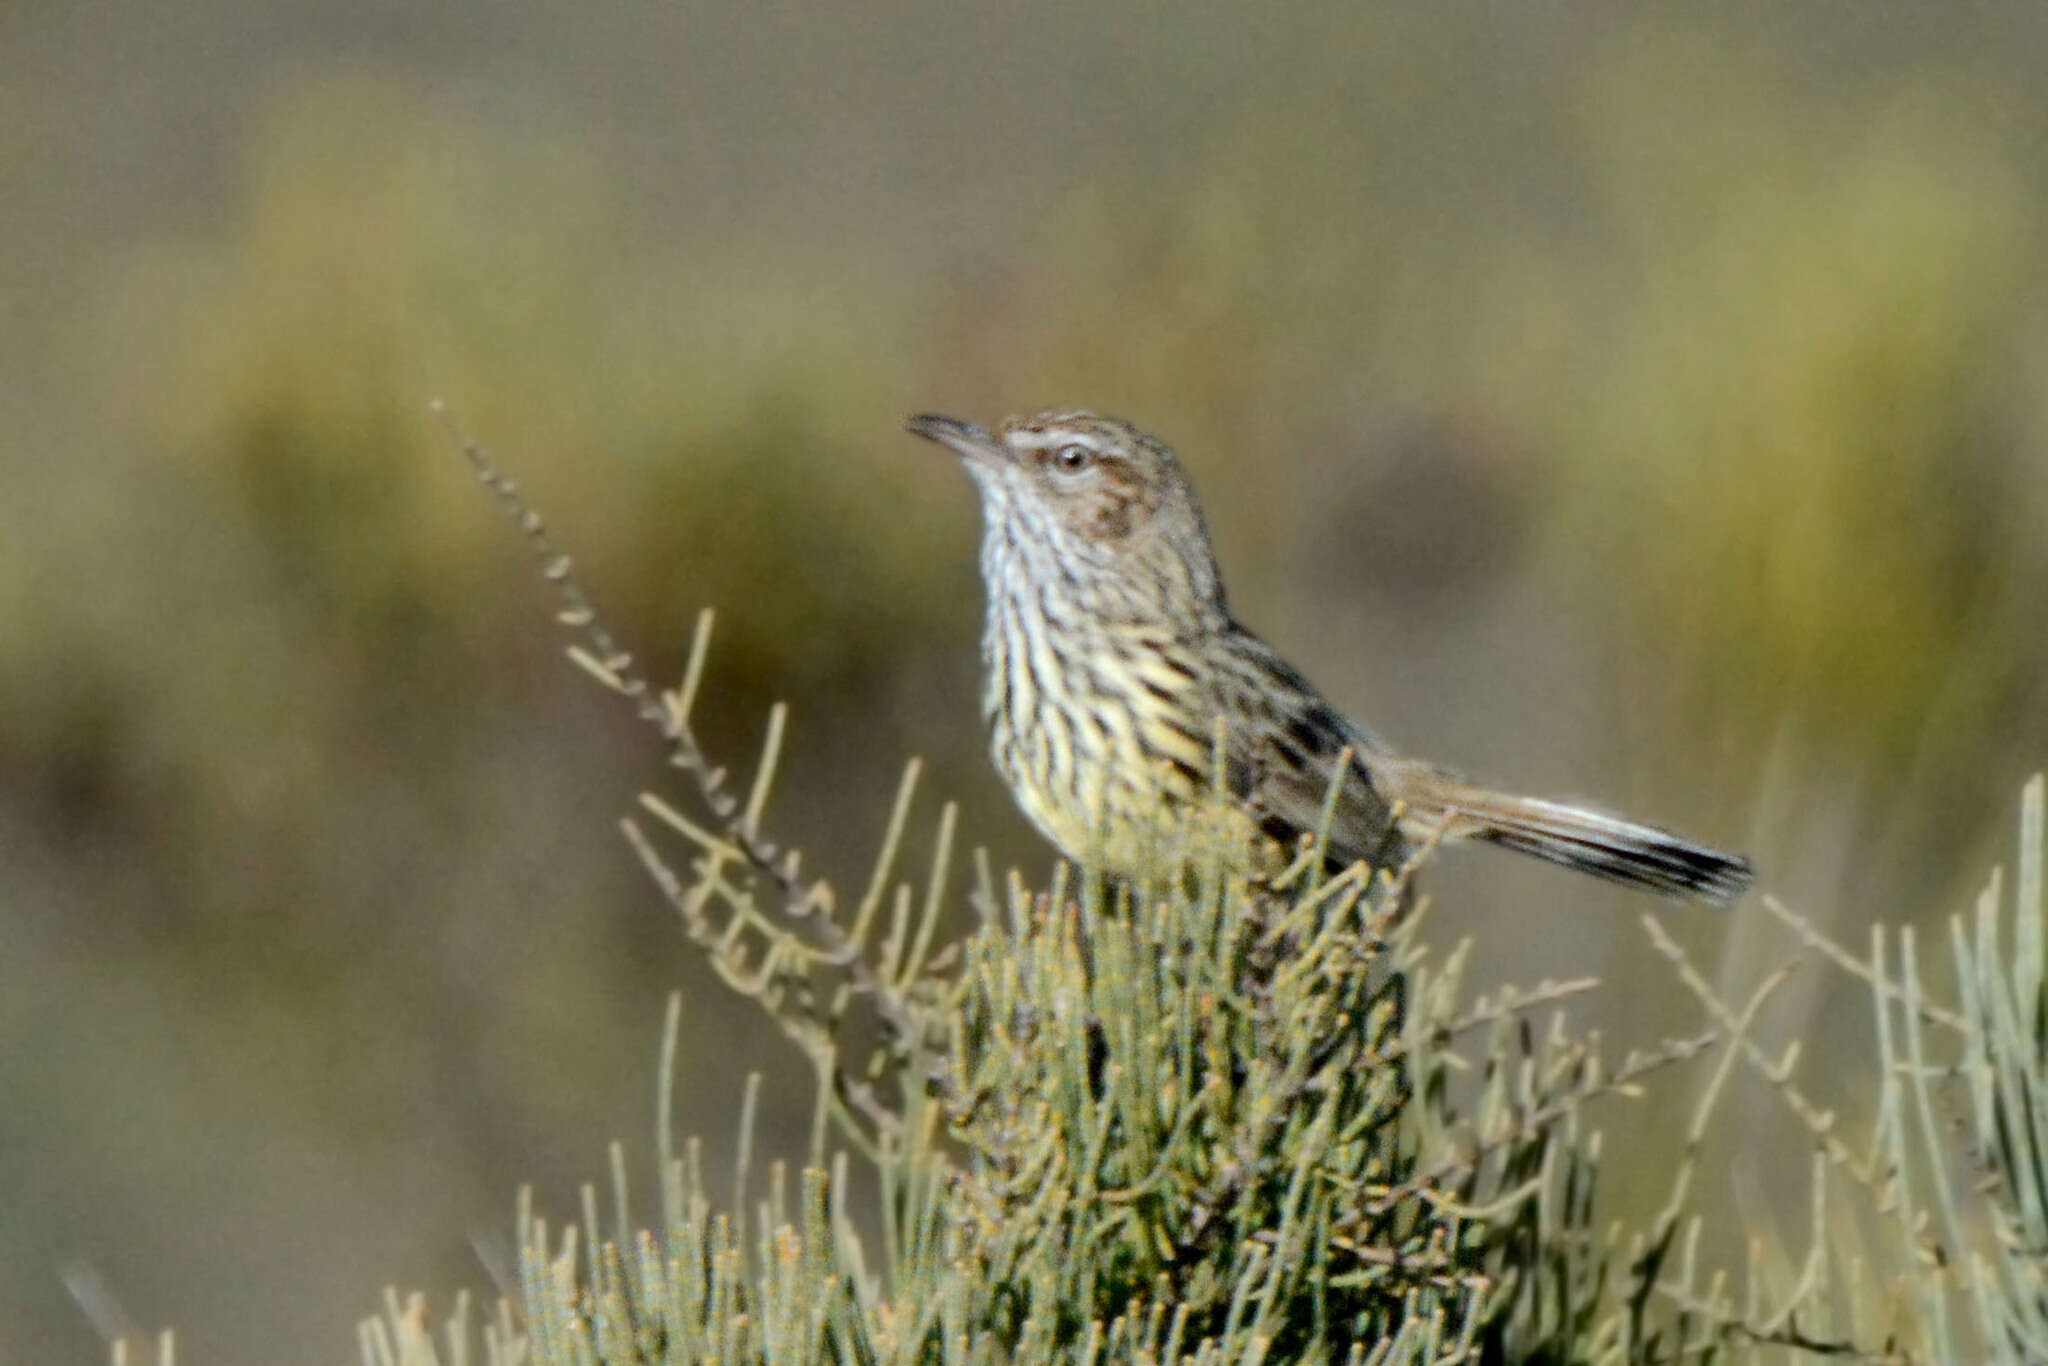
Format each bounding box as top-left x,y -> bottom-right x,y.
1422,785 -> 1753,907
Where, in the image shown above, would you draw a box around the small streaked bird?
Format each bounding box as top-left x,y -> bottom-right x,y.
908,410 -> 1753,906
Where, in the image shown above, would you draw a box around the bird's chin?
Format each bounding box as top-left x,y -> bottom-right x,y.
961,462 -> 1020,509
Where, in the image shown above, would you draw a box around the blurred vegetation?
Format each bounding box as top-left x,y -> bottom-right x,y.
6,4 -> 2048,1362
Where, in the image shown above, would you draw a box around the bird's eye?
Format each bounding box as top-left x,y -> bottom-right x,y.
1053,443 -> 1094,473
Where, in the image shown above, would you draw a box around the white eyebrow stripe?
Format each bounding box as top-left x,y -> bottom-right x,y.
1017,429 -> 1101,452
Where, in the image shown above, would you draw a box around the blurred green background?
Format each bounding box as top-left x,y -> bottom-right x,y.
6,2 -> 2048,1359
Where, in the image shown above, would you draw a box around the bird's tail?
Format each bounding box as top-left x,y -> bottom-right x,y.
1392,773 -> 1752,907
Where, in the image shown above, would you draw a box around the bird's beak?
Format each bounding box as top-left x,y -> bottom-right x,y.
906,413 -> 1006,469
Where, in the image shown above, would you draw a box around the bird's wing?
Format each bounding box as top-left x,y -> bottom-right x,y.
1210,633 -> 1408,876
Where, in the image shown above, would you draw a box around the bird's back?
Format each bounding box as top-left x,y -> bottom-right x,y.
1201,623 -> 1412,875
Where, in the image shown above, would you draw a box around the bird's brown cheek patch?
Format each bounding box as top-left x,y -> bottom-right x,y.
1088,471 -> 1153,540
1093,495 -> 1135,539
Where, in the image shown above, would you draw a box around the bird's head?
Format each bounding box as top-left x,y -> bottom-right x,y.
907,410 -> 1226,616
